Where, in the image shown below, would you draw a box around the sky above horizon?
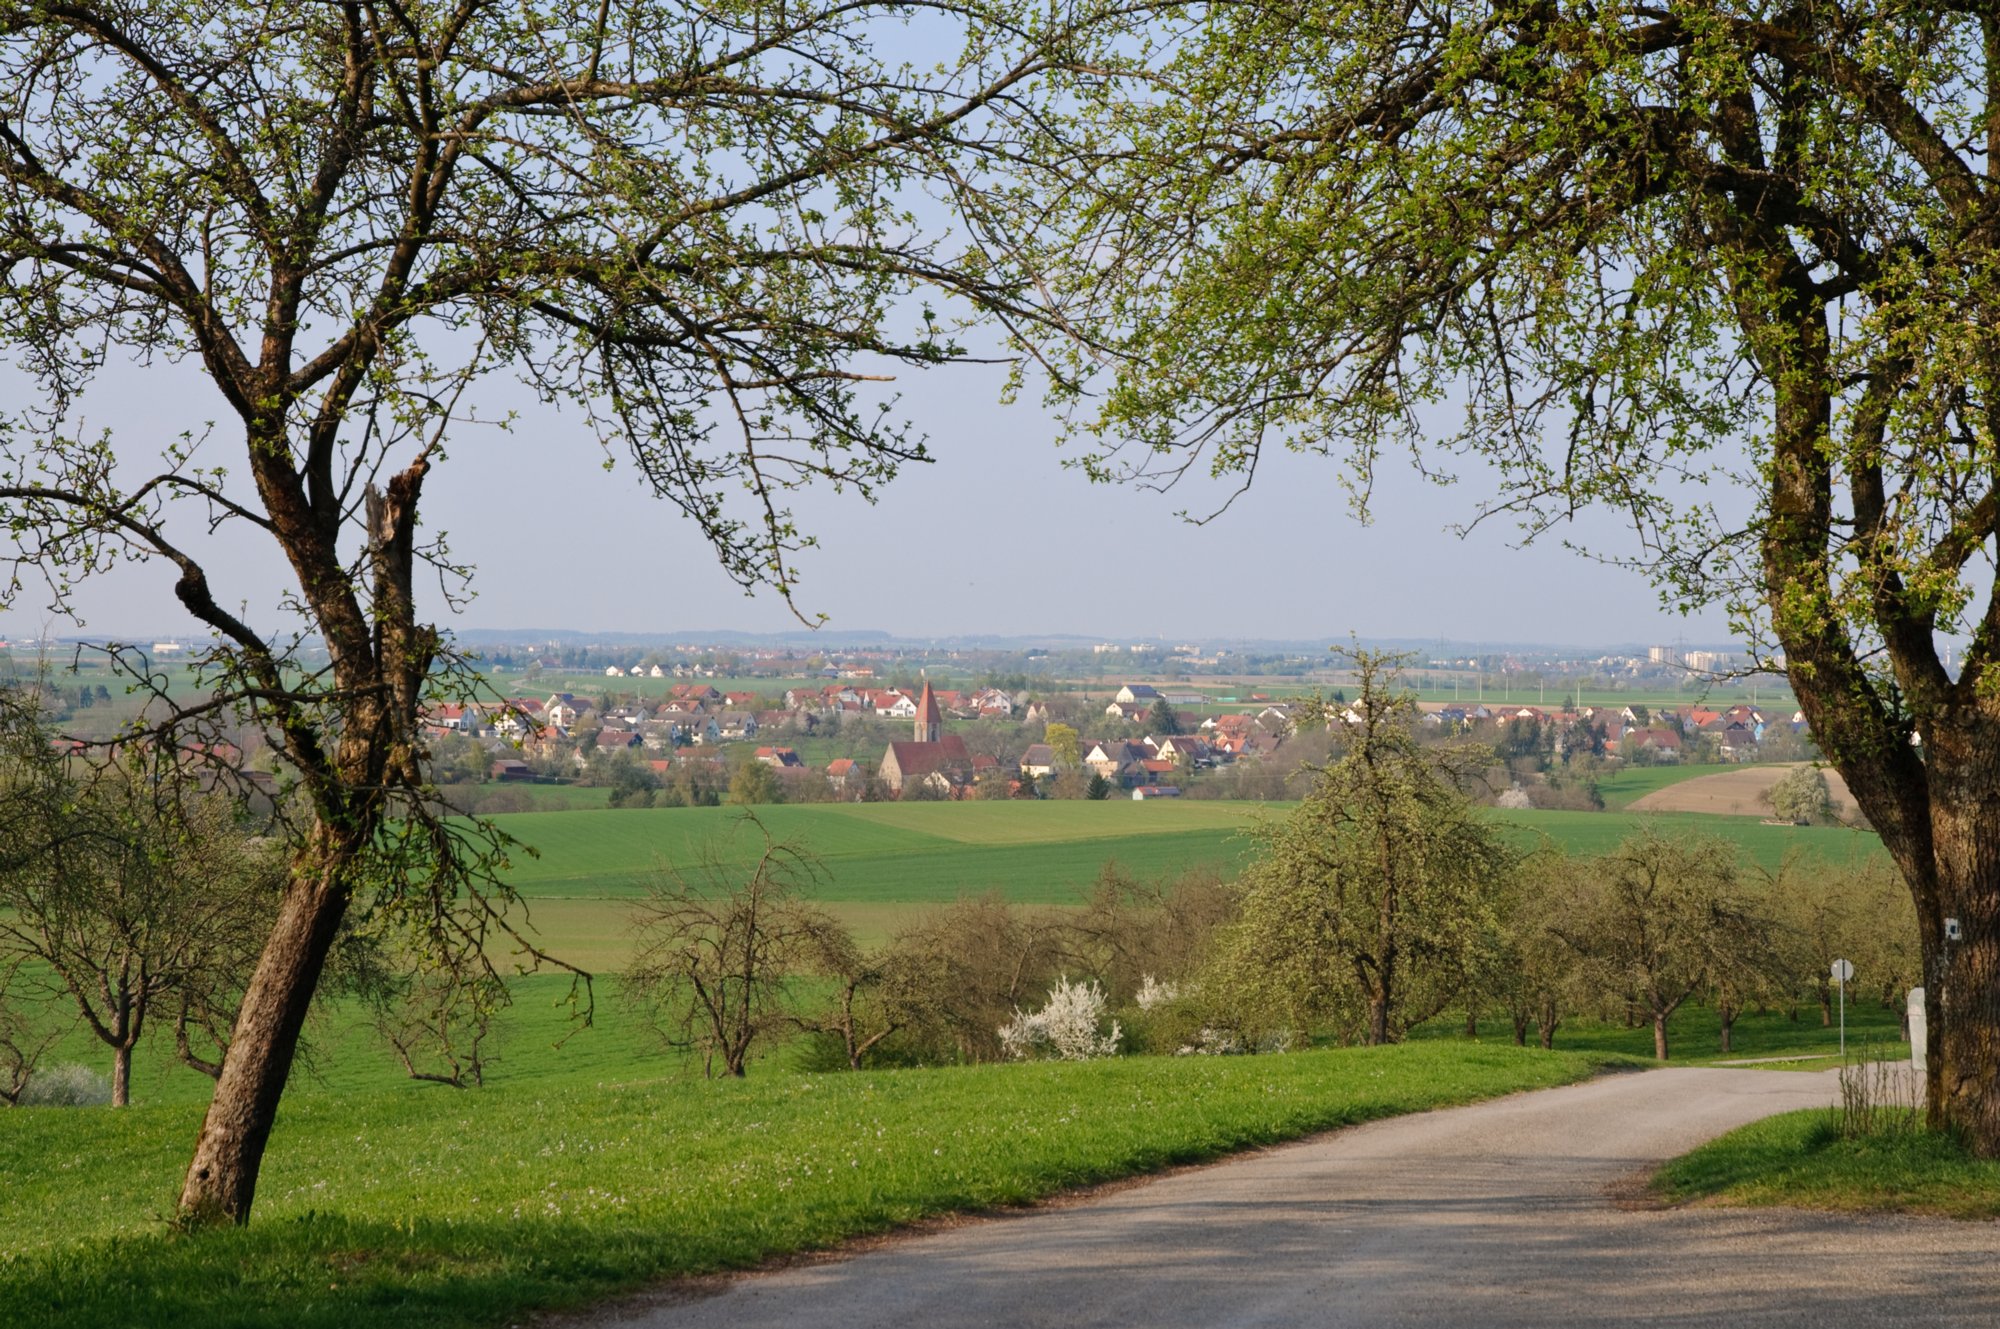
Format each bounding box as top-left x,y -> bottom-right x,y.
0,344 -> 1746,650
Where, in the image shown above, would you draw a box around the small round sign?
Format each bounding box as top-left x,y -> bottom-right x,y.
1832,958 -> 1854,982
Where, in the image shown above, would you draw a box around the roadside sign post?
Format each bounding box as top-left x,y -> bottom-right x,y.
1832,959 -> 1854,1058
1908,987 -> 1927,1076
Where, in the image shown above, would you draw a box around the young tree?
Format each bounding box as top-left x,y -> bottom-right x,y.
0,707 -> 279,1105
1210,650 -> 1512,1045
1050,0 -> 1998,1148
0,0 -> 1126,1221
1150,696 -> 1182,737
623,815 -> 846,1078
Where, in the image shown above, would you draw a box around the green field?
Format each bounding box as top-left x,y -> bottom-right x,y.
490,801 -> 1267,902
1591,763 -> 1732,810
1492,807 -> 1883,874
0,1040 -> 1625,1329
472,799 -> 1886,972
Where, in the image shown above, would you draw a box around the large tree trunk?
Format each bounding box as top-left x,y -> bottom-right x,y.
1920,746 -> 2000,1148
1652,1013 -> 1669,1061
176,820 -> 358,1225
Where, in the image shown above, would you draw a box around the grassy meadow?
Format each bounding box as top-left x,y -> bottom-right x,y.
0,785 -> 1909,1329
0,1041 -> 1630,1329
1653,1106 -> 2000,1219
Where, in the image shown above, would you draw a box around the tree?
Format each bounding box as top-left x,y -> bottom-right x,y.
1552,832 -> 1760,1061
0,0 -> 1122,1220
0,708 -> 279,1105
1208,650 -> 1511,1045
1150,696 -> 1182,737
727,760 -> 782,808
1767,766 -> 1836,825
622,815 -> 847,1078
1086,772 -> 1113,801
1050,0 -> 1999,1148
1045,723 -> 1082,771
1493,849 -> 1586,1050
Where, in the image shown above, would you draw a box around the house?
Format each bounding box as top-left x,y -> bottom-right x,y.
648,665 -> 666,678
1115,684 -> 1161,705
490,758 -> 532,781
544,694 -> 584,728
826,757 -> 859,791
754,745 -> 806,769
1022,699 -> 1049,724
1630,727 -> 1684,759
1084,738 -> 1152,785
972,687 -> 1015,717
874,691 -> 918,719
671,715 -> 721,746
878,681 -> 974,794
1154,735 -> 1213,766
1132,785 -> 1181,799
716,712 -> 759,741
1104,700 -> 1150,722
595,728 -> 641,751
1158,690 -> 1206,706
427,702 -> 468,731
1019,743 -> 1057,778
724,691 -> 762,709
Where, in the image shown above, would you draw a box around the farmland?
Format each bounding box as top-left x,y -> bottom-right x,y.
489,800 -> 1267,901
475,798 -> 1887,972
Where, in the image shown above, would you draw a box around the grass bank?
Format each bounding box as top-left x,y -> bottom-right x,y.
1653,1106 -> 2000,1219
0,1042 -> 1627,1329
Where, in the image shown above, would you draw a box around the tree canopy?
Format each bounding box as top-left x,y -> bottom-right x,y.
0,0 -> 1127,1223
1037,0 -> 2000,1151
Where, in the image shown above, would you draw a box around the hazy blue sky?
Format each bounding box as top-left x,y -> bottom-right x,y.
0,343 -> 1743,648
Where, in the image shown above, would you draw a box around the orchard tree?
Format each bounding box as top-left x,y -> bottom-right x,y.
1048,1 -> 2000,1148
0,0 -> 1126,1222
1767,765 -> 1837,825
0,703 -> 279,1106
1211,650 -> 1511,1045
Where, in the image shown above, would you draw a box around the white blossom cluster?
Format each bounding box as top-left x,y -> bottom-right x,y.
1135,974 -> 1179,1011
999,976 -> 1123,1061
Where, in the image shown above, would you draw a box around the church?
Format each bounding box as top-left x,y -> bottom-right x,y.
877,682 -> 975,796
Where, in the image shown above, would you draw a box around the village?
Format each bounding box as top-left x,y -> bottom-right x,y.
420,670 -> 1815,807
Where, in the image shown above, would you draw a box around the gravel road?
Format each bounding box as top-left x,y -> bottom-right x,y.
583,1067 -> 2000,1328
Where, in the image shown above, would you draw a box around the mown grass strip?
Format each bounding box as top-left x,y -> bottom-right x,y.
1,1043 -> 1630,1329
1653,1107 -> 2000,1219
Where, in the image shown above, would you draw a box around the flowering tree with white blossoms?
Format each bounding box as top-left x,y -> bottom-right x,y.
999,977 -> 1122,1062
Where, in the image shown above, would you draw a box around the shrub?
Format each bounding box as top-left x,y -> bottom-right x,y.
999,977 -> 1122,1061
19,1063 -> 111,1107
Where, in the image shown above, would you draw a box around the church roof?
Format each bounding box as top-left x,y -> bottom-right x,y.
916,681 -> 944,726
885,735 -> 971,779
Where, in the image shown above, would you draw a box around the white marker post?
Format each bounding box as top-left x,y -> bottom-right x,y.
1832,958 -> 1854,1058
1908,987 -> 1927,1075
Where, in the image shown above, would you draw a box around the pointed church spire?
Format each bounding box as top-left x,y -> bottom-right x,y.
915,681 -> 942,743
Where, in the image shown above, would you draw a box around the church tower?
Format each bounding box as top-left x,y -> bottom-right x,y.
915,681 -> 943,743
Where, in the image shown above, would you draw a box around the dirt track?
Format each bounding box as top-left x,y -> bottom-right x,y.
1628,763 -> 1858,820
578,1067 -> 2000,1328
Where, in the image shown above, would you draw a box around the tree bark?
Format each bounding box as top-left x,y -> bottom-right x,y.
1919,745 -> 2000,1147
112,1043 -> 131,1108
1652,1014 -> 1670,1061
176,817 -> 360,1224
